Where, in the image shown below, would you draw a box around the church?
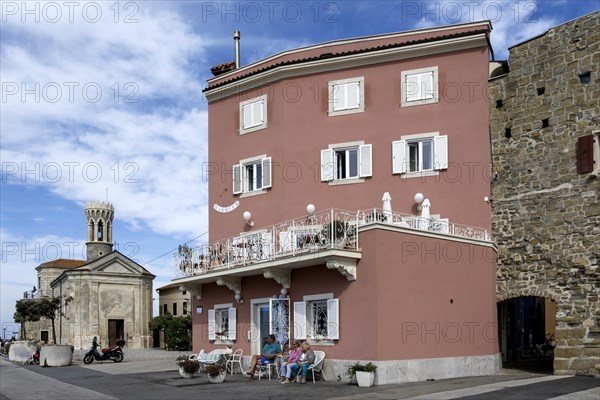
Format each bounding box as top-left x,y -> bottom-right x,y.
25,201 -> 155,349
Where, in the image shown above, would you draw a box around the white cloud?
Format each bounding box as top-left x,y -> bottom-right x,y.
1,3 -> 211,240
409,0 -> 558,59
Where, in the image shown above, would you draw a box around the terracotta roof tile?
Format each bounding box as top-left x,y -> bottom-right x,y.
37,259 -> 87,269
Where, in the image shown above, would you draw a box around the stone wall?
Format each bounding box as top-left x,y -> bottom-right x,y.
489,11 -> 599,375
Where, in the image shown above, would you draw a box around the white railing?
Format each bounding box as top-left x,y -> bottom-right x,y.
173,209 -> 359,278
173,207 -> 491,279
359,208 -> 491,241
23,290 -> 52,299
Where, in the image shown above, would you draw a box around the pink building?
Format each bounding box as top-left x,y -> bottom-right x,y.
174,21 -> 500,384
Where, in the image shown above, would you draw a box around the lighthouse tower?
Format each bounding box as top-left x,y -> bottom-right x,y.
85,201 -> 114,261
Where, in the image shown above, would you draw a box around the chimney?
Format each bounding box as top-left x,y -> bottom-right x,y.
234,30 -> 240,69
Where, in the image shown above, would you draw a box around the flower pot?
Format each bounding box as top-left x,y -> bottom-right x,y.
356,371 -> 375,387
207,370 -> 226,384
179,366 -> 198,379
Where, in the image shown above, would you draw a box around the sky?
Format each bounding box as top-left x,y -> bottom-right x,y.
1,0 -> 598,334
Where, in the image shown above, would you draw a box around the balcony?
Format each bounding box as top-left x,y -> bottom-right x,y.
172,208 -> 491,286
23,290 -> 51,299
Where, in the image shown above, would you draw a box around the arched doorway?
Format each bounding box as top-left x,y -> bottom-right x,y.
497,296 -> 556,372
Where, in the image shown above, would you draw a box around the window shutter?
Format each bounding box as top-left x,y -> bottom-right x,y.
262,157 -> 272,188
347,82 -> 360,109
233,164 -> 242,194
228,308 -> 237,341
242,104 -> 252,129
577,135 -> 594,173
279,231 -> 292,253
293,301 -> 307,340
327,298 -> 340,340
359,144 -> 372,177
405,74 -> 420,102
208,309 -> 216,341
422,71 -> 435,100
434,135 -> 448,170
254,100 -> 264,125
332,83 -> 346,111
392,140 -> 407,174
320,149 -> 334,181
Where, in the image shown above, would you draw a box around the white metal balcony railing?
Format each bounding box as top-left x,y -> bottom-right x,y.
173,208 -> 491,279
23,290 -> 52,299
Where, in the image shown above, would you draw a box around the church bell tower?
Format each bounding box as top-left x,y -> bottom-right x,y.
85,201 -> 114,261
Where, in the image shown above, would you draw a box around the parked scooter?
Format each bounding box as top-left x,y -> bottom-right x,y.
83,336 -> 125,364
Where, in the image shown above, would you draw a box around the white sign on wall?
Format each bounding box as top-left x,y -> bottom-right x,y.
213,201 -> 240,213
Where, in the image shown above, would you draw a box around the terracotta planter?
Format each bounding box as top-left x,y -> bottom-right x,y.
356,371 -> 375,387
207,370 -> 226,384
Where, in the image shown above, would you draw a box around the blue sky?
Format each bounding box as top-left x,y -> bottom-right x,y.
1,0 -> 598,332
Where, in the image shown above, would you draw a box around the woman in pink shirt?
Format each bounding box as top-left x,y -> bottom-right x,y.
279,340 -> 302,383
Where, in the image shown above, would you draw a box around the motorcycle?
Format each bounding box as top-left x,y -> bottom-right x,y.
83,336 -> 125,364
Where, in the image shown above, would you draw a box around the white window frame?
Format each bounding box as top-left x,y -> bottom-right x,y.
321,140 -> 372,185
296,293 -> 339,343
328,77 -> 365,116
209,303 -> 235,343
239,95 -> 267,134
392,132 -> 448,178
401,66 -> 438,107
233,154 -> 272,197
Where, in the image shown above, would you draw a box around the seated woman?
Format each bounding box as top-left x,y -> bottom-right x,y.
288,342 -> 315,384
279,340 -> 302,383
245,334 -> 282,379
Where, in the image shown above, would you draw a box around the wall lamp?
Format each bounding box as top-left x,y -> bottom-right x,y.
243,211 -> 254,227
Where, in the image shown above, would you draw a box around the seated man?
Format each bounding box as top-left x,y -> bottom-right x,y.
245,334 -> 282,379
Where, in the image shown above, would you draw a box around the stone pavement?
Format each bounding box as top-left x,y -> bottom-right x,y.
1,353 -> 599,400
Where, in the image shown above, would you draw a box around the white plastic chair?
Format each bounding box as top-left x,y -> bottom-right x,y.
226,349 -> 243,375
258,356 -> 280,380
188,349 -> 204,361
306,351 -> 326,383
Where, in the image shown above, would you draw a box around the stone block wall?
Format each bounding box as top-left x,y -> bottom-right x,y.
489,11 -> 599,375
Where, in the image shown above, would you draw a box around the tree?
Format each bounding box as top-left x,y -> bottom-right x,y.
14,299 -> 42,339
13,295 -> 73,343
149,313 -> 192,350
38,296 -> 73,344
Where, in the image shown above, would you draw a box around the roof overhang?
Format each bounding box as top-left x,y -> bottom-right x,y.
204,30 -> 490,102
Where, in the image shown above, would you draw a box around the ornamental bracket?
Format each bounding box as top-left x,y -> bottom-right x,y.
263,268 -> 291,289
326,258 -> 357,281
179,284 -> 202,300
216,277 -> 243,303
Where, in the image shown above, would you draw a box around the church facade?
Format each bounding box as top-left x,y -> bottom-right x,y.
24,201 -> 155,349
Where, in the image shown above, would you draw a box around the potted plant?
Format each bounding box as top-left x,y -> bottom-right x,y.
176,356 -> 200,379
205,362 -> 227,384
347,362 -> 377,387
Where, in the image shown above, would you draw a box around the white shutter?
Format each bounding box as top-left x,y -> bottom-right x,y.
422,72 -> 434,100
228,308 -> 237,341
405,74 -> 420,102
254,100 -> 264,125
261,157 -> 272,189
242,103 -> 252,129
327,298 -> 340,340
347,82 -> 360,109
434,135 -> 448,170
320,149 -> 334,182
233,164 -> 242,194
208,309 -> 216,341
293,301 -> 307,340
392,140 -> 407,174
359,144 -> 372,177
332,83 -> 346,111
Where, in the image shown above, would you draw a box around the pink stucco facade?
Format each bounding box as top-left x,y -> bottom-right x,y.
182,21 -> 500,383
